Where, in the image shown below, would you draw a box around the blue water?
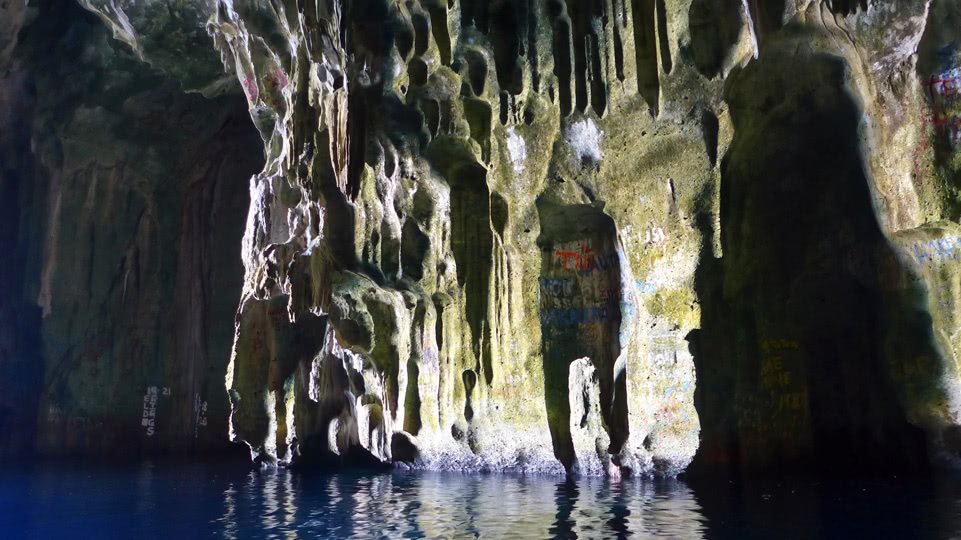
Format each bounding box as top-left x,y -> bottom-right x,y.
1,462 -> 960,539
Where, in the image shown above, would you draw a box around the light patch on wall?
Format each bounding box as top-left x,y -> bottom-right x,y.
507,127 -> 526,173
741,0 -> 758,60
565,119 -> 603,162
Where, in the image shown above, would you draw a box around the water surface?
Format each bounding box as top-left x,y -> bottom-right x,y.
1,462 -> 959,539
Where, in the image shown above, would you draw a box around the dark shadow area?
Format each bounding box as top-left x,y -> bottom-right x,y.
631,0 -> 660,113
563,0 -> 590,114
826,0 -> 868,17
689,51 -> 937,478
425,1 -> 452,65
752,0 -> 787,42
0,122 -> 43,459
490,0 -> 525,95
688,0 -> 743,80
701,108 -> 720,168
446,162 -> 494,381
655,0 -> 672,75
690,472 -> 961,540
552,13 -> 575,117
1,0 -> 263,460
461,0 -> 490,33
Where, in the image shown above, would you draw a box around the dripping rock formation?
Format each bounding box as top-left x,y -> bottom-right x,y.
2,0 -> 961,476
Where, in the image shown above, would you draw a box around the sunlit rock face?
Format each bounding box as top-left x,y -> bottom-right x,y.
178,0 -> 710,474
6,0 -> 961,475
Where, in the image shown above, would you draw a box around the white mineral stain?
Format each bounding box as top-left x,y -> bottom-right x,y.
565,118 -> 603,162
507,127 -> 526,173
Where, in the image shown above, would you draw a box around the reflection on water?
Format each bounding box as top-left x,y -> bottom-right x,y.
215,469 -> 706,539
1,462 -> 961,539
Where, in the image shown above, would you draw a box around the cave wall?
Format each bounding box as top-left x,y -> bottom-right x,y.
5,0 -> 961,475
0,0 -> 263,458
692,0 -> 961,473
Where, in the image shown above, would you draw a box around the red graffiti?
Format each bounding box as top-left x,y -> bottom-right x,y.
242,73 -> 258,103
555,251 -> 579,270
274,68 -> 288,88
599,287 -> 619,300
241,68 -> 288,109
914,138 -> 930,178
922,73 -> 961,101
913,110 -> 961,180
554,243 -> 608,273
577,244 -> 594,270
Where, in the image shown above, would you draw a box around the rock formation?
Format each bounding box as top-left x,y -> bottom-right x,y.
3,0 -> 961,476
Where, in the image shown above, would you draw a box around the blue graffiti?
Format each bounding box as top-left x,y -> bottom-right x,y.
914,237 -> 961,264
539,277 -> 573,297
578,251 -> 620,275
634,279 -> 657,293
664,381 -> 692,396
540,305 -> 611,325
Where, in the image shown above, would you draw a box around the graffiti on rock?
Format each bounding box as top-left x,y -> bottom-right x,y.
193,393 -> 208,438
914,46 -> 961,179
539,305 -> 612,325
142,386 -> 158,436
553,243 -> 622,275
913,236 -> 961,264
242,68 -> 289,109
541,238 -> 629,363
644,226 -> 666,245
540,277 -> 574,297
